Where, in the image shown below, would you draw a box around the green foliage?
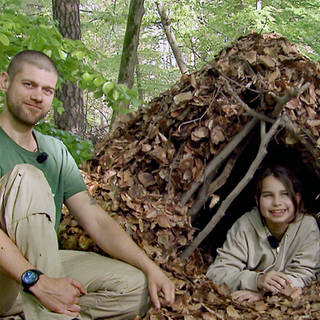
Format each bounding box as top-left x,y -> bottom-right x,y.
0,0 -> 142,112
152,0 -> 320,75
35,120 -> 93,165
1,0 -> 320,135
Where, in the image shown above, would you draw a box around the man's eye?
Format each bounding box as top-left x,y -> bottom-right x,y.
44,88 -> 54,95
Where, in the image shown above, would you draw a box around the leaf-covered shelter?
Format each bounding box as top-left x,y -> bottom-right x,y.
60,32 -> 320,319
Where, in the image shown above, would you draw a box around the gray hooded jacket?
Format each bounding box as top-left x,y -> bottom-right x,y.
206,208 -> 320,292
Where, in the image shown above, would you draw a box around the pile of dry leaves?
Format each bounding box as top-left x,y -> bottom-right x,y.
59,32 -> 320,319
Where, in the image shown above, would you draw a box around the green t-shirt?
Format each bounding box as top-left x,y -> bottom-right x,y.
0,127 -> 87,231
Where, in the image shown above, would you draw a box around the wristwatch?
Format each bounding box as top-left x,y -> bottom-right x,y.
21,269 -> 43,293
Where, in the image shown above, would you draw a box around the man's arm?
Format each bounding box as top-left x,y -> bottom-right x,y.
65,190 -> 175,308
0,227 -> 84,317
0,228 -> 34,281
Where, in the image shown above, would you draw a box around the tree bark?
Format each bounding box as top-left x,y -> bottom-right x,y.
118,0 -> 145,89
53,0 -> 86,135
111,0 -> 145,124
156,1 -> 189,75
256,0 -> 262,10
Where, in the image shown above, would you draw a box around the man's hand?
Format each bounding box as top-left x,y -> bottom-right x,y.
257,271 -> 292,293
30,275 -> 86,317
146,266 -> 175,309
231,290 -> 264,302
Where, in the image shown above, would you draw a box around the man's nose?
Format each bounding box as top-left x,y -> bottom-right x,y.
31,88 -> 43,102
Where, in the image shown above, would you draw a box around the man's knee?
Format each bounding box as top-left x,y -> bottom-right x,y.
0,164 -> 55,233
126,269 -> 151,316
9,164 -> 47,183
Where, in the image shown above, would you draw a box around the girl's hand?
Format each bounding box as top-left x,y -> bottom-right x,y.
231,290 -> 264,302
257,271 -> 292,293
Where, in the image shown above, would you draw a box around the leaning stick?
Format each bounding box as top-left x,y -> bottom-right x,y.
188,155 -> 236,217
180,117 -> 258,206
181,117 -> 282,260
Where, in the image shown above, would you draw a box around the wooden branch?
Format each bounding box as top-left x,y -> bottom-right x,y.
281,116 -> 320,168
181,117 -> 282,260
180,117 -> 259,206
189,155 -> 236,217
221,76 -> 273,123
156,1 -> 189,75
180,81 -> 310,207
188,168 -> 219,218
271,82 -> 311,117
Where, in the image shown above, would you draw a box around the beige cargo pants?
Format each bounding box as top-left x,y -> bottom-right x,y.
0,164 -> 150,320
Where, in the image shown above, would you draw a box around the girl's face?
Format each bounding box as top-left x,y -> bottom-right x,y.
258,175 -> 300,232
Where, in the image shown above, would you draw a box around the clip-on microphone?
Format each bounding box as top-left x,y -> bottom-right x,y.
36,152 -> 48,163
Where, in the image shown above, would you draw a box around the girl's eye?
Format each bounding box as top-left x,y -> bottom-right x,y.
263,194 -> 272,197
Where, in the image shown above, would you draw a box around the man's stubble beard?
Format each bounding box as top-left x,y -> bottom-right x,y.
6,92 -> 48,126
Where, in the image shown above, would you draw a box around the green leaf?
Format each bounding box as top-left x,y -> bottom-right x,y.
131,97 -> 141,108
56,106 -> 65,115
82,72 -> 94,83
102,81 -> 115,95
112,89 -> 120,101
73,50 -> 85,60
0,33 -> 9,46
58,49 -> 67,60
94,90 -> 103,99
93,77 -> 105,87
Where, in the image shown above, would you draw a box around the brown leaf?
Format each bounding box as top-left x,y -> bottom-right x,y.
191,127 -> 209,141
173,91 -> 193,104
226,305 -> 242,319
253,300 -> 268,312
212,282 -> 230,297
149,146 -> 168,164
128,184 -> 147,199
157,214 -> 175,228
138,171 -> 156,187
210,126 -> 225,145
258,55 -> 277,68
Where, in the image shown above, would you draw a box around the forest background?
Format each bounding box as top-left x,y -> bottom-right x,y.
0,0 -> 320,164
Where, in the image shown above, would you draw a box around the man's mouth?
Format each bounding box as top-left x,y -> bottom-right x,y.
25,103 -> 41,110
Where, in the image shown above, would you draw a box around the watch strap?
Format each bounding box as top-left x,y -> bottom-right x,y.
21,269 -> 43,294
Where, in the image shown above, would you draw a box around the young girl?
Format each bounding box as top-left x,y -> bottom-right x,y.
206,165 -> 320,302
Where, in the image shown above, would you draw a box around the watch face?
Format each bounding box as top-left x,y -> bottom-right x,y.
23,270 -> 39,284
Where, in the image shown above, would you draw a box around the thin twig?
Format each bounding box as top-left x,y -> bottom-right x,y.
177,90 -> 218,132
221,76 -> 274,123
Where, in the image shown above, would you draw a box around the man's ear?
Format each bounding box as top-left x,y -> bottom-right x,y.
0,72 -> 10,93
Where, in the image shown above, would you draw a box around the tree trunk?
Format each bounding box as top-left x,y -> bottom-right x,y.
118,0 -> 145,89
256,0 -> 262,10
111,0 -> 145,124
53,0 -> 86,135
156,1 -> 189,75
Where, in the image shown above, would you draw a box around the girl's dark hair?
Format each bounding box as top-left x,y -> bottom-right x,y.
255,165 -> 305,215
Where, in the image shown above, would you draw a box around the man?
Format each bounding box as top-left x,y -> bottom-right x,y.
0,50 -> 175,320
